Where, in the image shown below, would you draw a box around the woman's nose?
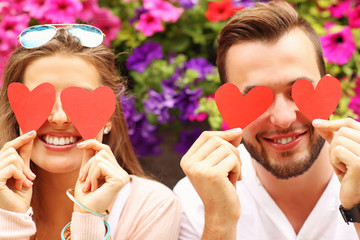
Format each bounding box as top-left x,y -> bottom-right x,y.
48,98 -> 70,125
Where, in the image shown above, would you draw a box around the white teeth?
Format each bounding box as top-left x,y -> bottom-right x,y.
43,135 -> 77,146
273,137 -> 296,144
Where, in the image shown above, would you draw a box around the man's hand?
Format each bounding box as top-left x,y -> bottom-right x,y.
313,118 -> 360,209
180,128 -> 243,239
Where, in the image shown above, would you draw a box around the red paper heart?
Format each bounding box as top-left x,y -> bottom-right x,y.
61,86 -> 116,140
215,83 -> 273,129
292,76 -> 342,121
8,82 -> 56,133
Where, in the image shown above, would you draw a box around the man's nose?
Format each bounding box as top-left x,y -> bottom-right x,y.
267,94 -> 298,129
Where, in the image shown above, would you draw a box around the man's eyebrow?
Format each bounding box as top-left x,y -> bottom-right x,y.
242,77 -> 315,95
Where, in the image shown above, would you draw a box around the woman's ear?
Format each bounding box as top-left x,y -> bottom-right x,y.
103,122 -> 112,134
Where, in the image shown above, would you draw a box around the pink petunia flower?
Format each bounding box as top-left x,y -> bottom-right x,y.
221,121 -> 230,130
329,1 -> 351,18
188,112 -> 208,122
143,0 -> 184,23
42,0 -> 83,24
0,14 -> 30,52
135,12 -> 164,36
349,77 -> 360,120
320,26 -> 356,65
348,5 -> 360,28
23,0 -> 50,20
77,0 -> 101,22
91,8 -> 122,46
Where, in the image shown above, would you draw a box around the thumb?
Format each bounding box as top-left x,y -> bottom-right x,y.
312,119 -> 335,143
78,142 -> 96,172
18,131 -> 36,171
228,128 -> 243,148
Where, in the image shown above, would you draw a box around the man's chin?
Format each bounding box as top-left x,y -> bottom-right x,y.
243,136 -> 325,179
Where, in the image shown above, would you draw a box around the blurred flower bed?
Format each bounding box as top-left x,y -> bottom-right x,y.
0,0 -> 359,157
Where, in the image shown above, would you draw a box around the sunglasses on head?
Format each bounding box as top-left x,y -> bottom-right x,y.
17,24 -> 105,49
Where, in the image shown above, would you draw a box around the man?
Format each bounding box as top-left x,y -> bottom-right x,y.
173,1 -> 360,239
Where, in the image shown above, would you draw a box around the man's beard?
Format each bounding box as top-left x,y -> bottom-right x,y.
243,126 -> 325,179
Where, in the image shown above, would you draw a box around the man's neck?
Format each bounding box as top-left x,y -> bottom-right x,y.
252,143 -> 334,234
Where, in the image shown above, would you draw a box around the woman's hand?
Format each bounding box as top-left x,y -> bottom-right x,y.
74,139 -> 130,215
0,131 -> 36,213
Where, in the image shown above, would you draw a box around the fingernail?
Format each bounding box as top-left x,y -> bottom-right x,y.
26,179 -> 33,186
231,128 -> 242,134
25,130 -> 36,136
79,172 -> 85,182
28,170 -> 36,179
312,119 -> 325,127
77,142 -> 84,147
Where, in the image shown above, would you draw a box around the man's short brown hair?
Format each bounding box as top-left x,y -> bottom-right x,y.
216,0 -> 326,84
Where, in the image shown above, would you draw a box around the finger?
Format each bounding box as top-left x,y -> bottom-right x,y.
1,164 -> 32,190
184,129 -> 243,161
18,138 -> 36,179
313,118 -> 360,133
330,145 -> 359,172
78,141 -> 96,174
85,156 -> 112,192
1,131 -> 36,154
331,134 -> 360,158
191,137 -> 240,165
214,154 -> 241,186
77,139 -> 112,154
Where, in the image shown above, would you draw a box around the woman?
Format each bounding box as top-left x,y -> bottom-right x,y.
0,25 -> 181,239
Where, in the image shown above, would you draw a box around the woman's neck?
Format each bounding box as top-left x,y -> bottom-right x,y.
31,168 -> 79,238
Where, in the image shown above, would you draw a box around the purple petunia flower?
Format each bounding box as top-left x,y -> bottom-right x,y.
178,0 -> 199,9
174,127 -> 202,155
232,0 -> 269,8
320,26 -> 356,65
143,84 -> 179,124
129,7 -> 148,25
176,85 -> 203,122
126,41 -> 163,73
184,57 -> 215,82
122,96 -> 162,156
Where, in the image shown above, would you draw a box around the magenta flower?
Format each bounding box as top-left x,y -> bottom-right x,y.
348,5 -> 360,28
320,26 -> 356,65
144,0 -> 184,23
329,1 -> 351,19
91,8 -> 122,46
0,15 -> 30,53
23,0 -> 50,20
0,0 -> 25,15
135,13 -> 164,36
77,0 -> 100,22
188,112 -> 208,122
349,77 -> 360,120
43,0 -> 83,23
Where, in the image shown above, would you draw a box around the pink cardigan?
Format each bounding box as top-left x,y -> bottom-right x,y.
0,175 -> 181,239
